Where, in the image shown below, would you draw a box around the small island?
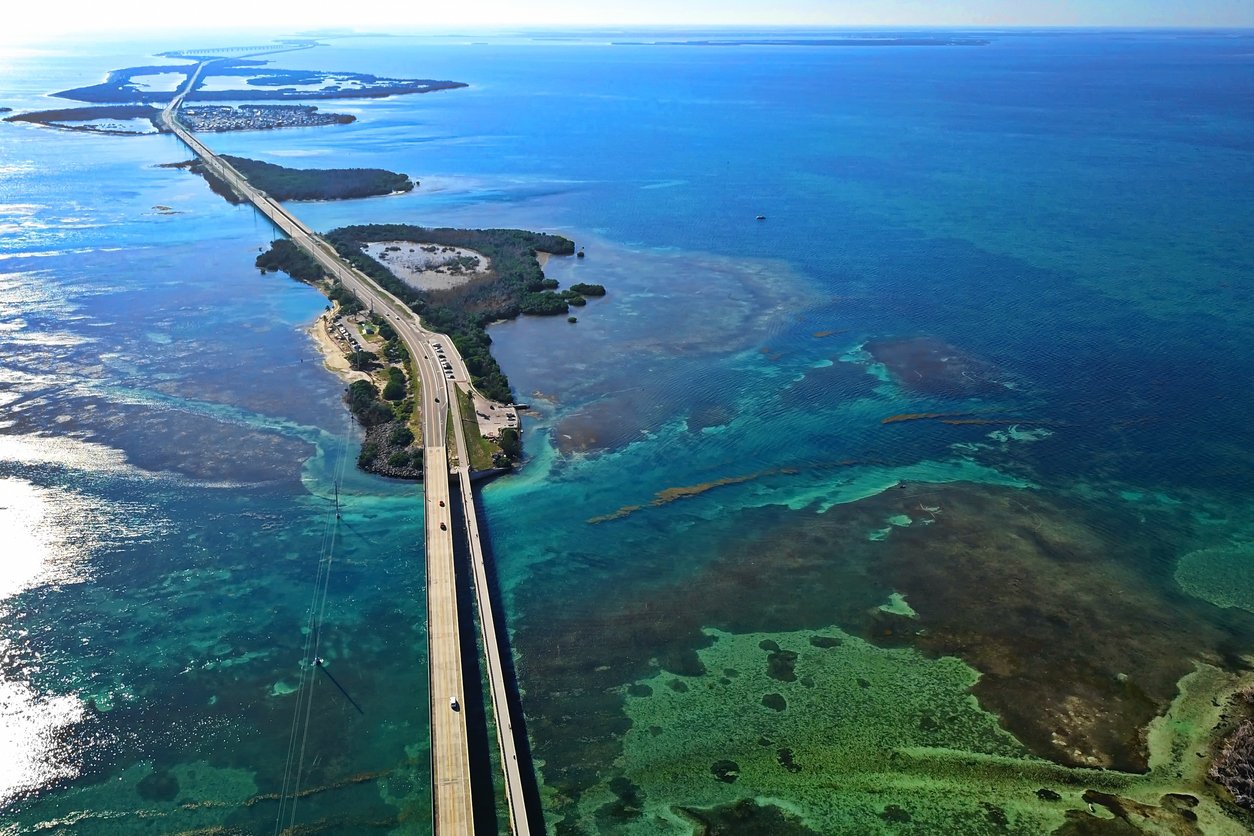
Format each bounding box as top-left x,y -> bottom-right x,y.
180,105 -> 354,132
256,222 -> 602,409
54,57 -> 467,105
218,155 -> 414,201
5,104 -> 162,134
259,230 -> 581,479
5,103 -> 356,136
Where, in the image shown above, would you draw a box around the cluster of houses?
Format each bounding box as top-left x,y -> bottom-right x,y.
181,105 -> 352,132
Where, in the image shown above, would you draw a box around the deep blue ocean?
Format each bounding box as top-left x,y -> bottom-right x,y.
1,28 -> 1253,835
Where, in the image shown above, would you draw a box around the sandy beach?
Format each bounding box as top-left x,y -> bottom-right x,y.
307,313 -> 370,383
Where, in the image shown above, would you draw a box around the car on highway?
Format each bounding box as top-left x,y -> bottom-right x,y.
449,696 -> 459,711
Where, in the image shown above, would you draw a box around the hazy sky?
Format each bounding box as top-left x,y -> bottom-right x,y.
3,0 -> 1252,45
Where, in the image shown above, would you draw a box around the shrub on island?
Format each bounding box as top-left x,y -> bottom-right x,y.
382,367 -> 407,401
256,239 -> 324,283
223,155 -> 414,201
324,224 -> 575,401
520,291 -> 571,316
346,380 -> 394,427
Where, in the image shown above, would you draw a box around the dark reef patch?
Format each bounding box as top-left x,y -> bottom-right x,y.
761,693 -> 786,711
880,804 -> 912,823
513,480 -> 1254,825
136,768 -> 179,801
776,747 -> 801,773
865,335 -> 1008,398
865,484 -> 1246,771
765,647 -> 798,682
1210,685 -> 1254,810
676,798 -> 822,836
710,759 -> 740,784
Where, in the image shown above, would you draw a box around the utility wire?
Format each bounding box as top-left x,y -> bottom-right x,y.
274,418 -> 353,835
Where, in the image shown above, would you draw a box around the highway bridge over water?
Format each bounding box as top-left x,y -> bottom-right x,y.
162,67 -> 535,835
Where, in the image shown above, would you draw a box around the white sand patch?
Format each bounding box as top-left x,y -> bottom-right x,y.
364,241 -> 492,291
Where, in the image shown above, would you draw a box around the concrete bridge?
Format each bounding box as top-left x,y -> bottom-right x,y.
162,68 -> 535,835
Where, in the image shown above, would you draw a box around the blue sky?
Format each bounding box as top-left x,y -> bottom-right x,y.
2,0 -> 1251,46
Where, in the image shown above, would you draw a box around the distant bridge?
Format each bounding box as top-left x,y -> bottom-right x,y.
164,41 -> 317,59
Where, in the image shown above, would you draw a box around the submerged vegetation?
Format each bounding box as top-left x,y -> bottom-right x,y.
221,155 -> 414,201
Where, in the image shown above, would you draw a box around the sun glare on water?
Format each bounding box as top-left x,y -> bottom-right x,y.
0,476 -> 95,805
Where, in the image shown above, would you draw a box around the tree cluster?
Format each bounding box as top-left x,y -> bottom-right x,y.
382,366 -> 407,401
223,155 -> 414,201
345,380 -> 394,427
325,223 -> 577,402
255,239 -> 325,284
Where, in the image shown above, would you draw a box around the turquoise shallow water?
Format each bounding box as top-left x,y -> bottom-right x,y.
2,28 -> 1254,835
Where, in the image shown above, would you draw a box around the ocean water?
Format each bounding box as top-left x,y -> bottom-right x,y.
2,28 -> 1253,835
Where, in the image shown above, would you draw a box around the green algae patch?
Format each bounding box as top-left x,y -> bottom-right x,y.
603,625 -> 1067,834
585,627 -> 1254,836
878,591 -> 918,618
1174,546 -> 1254,613
270,679 -> 299,697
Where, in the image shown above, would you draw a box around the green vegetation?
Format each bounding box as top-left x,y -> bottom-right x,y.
382,366 -> 407,401
180,159 -> 244,205
358,441 -> 379,468
520,291 -> 570,316
569,282 -> 606,296
255,239 -> 325,283
349,350 -> 375,372
325,223 -> 576,402
319,279 -> 364,316
221,155 -> 414,201
345,379 -> 422,480
389,424 -> 414,447
345,380 -> 393,427
455,387 -> 499,471
498,427 -> 522,461
5,104 -> 161,133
